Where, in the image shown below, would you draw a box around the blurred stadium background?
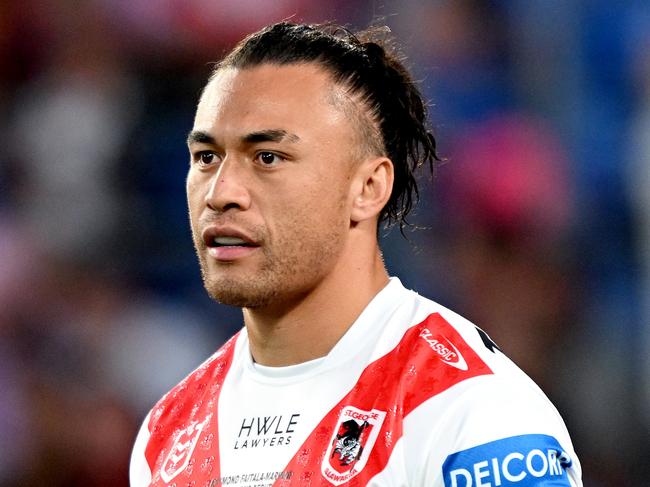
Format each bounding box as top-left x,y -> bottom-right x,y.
1,0 -> 649,485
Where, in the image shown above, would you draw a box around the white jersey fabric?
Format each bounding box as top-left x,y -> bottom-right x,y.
130,278 -> 582,486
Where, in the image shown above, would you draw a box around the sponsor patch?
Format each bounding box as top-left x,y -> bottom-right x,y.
321,406 -> 386,485
443,434 -> 573,486
419,327 -> 468,370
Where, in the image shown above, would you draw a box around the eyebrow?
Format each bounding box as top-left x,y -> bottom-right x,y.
242,129 -> 300,144
186,129 -> 300,147
187,130 -> 215,146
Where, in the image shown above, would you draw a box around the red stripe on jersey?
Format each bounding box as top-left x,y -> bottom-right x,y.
145,332 -> 239,486
274,313 -> 493,486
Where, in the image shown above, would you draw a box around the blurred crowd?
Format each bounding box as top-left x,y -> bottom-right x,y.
0,0 -> 648,485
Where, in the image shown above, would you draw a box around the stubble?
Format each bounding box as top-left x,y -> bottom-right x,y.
194,205 -> 347,309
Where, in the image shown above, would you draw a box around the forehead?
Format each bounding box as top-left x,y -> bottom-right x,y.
193,63 -> 353,141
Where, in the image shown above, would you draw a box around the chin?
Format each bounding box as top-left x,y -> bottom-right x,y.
204,277 -> 279,309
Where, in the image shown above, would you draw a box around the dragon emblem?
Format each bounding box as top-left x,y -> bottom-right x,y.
322,406 -> 386,485
331,419 -> 369,466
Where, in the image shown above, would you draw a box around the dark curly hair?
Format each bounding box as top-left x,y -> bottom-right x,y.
212,21 -> 439,232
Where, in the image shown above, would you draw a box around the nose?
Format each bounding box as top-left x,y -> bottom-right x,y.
204,158 -> 252,213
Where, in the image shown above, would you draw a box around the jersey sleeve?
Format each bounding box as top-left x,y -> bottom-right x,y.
129,412 -> 152,487
413,375 -> 583,486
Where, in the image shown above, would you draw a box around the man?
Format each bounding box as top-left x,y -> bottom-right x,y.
130,22 -> 582,486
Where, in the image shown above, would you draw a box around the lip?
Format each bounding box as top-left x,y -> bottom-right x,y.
207,245 -> 259,261
201,225 -> 260,262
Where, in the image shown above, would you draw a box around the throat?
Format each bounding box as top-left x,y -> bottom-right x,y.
242,270 -> 389,367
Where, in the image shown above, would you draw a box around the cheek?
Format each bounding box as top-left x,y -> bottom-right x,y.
311,167 -> 351,200
291,178 -> 350,232
318,174 -> 352,216
265,184 -> 339,239
186,174 -> 204,217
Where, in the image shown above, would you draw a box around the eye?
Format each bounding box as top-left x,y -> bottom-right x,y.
194,151 -> 218,166
255,151 -> 283,167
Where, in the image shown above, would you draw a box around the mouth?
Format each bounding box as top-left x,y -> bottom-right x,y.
201,227 -> 261,261
208,236 -> 258,248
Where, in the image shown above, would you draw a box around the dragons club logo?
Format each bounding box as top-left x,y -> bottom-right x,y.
160,414 -> 212,483
322,406 -> 386,485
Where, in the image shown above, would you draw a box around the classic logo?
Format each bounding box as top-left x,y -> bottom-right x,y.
160,414 -> 212,483
419,328 -> 468,371
321,406 -> 386,485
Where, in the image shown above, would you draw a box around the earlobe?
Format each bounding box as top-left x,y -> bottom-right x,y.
350,157 -> 394,224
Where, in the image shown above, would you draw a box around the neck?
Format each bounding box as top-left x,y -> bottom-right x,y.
243,243 -> 389,367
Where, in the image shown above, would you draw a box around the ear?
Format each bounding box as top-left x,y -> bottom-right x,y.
350,156 -> 394,224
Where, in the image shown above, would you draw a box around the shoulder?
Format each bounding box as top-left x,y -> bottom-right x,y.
396,287 -> 574,437
392,286 -> 554,390
390,288 -> 582,485
149,331 -> 240,425
143,331 -> 241,460
130,331 -> 242,486
408,377 -> 582,486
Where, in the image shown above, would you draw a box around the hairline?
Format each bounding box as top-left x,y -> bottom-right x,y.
209,60 -> 387,162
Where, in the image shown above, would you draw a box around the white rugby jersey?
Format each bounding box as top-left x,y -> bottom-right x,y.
130,278 -> 582,486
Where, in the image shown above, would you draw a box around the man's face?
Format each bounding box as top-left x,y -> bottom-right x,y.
187,63 -> 362,308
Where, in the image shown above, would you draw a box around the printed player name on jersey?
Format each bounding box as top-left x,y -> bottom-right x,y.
208,470 -> 293,486
234,414 -> 300,449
